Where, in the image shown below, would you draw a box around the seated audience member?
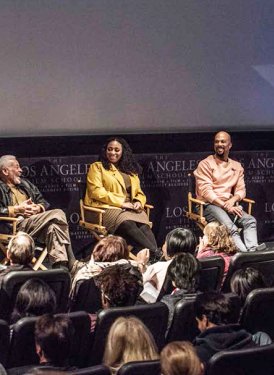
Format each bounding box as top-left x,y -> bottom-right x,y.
96,264 -> 142,309
161,253 -> 200,331
230,267 -> 268,305
11,278 -> 57,324
193,292 -> 256,368
103,316 -> 159,374
88,263 -> 142,332
8,314 -> 75,375
161,341 -> 203,375
70,235 -> 147,297
0,232 -> 34,287
0,155 -> 80,271
197,224 -> 237,280
141,228 -> 197,303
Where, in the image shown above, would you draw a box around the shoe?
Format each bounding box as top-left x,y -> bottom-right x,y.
255,243 -> 267,252
70,260 -> 86,278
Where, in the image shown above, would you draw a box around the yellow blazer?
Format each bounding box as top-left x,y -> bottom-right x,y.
84,162 -> 147,209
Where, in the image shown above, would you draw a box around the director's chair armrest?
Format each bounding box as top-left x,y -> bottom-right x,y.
0,216 -> 20,235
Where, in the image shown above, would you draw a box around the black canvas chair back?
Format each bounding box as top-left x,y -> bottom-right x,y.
69,277 -> 102,313
78,179 -> 87,201
0,269 -> 71,322
222,250 -> 274,293
0,319 -> 10,367
198,256 -> 225,292
117,360 -> 161,375
90,302 -> 168,365
165,295 -> 199,343
240,287 -> 274,339
207,343 -> 274,375
8,311 -> 91,369
70,365 -> 111,375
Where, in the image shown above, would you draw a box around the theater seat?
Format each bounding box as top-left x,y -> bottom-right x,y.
240,287 -> 274,340
0,269 -> 70,322
117,360 -> 161,375
166,293 -> 241,343
69,277 -> 102,313
89,303 -> 168,365
0,319 -> 10,368
207,343 -> 274,375
222,250 -> 274,293
70,365 -> 111,375
7,311 -> 91,369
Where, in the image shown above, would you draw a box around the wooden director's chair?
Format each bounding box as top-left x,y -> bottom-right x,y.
186,173 -> 255,232
78,179 -> 154,259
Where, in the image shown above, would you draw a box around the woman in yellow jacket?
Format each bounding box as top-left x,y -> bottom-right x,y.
85,137 -> 158,253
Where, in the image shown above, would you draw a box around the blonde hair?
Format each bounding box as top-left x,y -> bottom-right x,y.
103,316 -> 159,373
203,221 -> 220,238
161,341 -> 202,375
207,224 -> 237,255
92,235 -> 129,262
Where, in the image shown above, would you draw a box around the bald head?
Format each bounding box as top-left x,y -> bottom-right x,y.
214,131 -> 231,143
214,131 -> 232,161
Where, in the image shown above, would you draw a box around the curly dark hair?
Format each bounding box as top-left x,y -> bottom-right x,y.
95,264 -> 142,307
99,137 -> 142,175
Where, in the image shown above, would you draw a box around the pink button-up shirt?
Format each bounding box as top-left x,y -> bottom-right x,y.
194,155 -> 246,203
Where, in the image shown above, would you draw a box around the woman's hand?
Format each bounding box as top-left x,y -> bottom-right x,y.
136,248 -> 150,273
121,202 -> 135,210
197,235 -> 208,253
136,248 -> 150,265
133,201 -> 142,212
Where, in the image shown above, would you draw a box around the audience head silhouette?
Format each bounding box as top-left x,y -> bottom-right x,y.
104,316 -> 159,373
163,228 -> 197,260
230,267 -> 267,304
91,235 -> 129,262
167,252 -> 200,291
95,264 -> 141,308
35,314 -> 74,367
195,292 -> 231,332
11,278 -> 57,324
7,231 -> 35,265
161,341 -> 203,375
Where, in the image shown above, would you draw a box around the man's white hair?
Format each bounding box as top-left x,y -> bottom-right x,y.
0,155 -> 17,171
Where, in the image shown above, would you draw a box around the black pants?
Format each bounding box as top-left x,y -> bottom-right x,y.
115,220 -> 157,253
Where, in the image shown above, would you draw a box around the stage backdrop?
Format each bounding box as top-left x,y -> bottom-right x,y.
20,151 -> 274,256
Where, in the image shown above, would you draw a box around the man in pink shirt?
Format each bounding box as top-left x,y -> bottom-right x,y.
194,131 -> 264,252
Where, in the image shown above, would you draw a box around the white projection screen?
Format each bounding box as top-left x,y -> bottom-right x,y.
0,0 -> 274,137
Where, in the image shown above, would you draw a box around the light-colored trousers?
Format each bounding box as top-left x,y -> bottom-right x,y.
18,208 -> 75,266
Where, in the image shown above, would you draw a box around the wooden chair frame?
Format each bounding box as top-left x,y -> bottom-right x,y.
78,179 -> 154,259
186,173 -> 255,231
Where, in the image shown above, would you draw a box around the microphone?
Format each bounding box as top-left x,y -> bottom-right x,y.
233,205 -> 243,223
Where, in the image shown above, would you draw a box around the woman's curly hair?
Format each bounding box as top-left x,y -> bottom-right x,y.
99,137 -> 142,175
207,224 -> 237,255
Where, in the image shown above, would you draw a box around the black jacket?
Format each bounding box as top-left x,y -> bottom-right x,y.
193,324 -> 256,366
0,178 -> 50,216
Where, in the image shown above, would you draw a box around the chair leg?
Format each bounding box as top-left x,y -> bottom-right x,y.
0,242 -> 8,264
32,248 -> 48,271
